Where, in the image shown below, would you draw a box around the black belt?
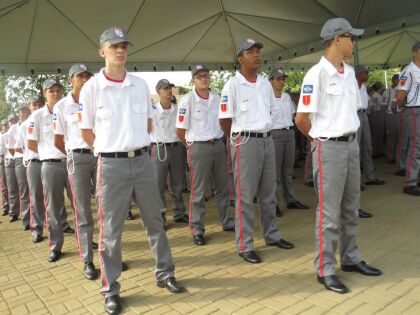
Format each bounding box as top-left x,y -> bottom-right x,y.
30,159 -> 41,162
406,106 -> 420,109
272,127 -> 292,131
320,133 -> 356,142
152,142 -> 178,147
43,159 -> 64,162
73,148 -> 93,154
194,138 -> 223,144
232,131 -> 271,138
358,109 -> 367,113
99,147 -> 147,158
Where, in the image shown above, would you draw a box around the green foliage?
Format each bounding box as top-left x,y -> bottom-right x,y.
176,85 -> 192,95
284,71 -> 305,94
209,70 -> 235,94
366,67 -> 400,89
5,75 -> 71,112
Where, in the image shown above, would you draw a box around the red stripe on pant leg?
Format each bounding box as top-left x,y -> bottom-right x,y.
317,141 -> 325,277
406,109 -> 417,185
41,179 -> 52,250
68,174 -> 83,261
97,159 -> 109,290
235,137 -> 245,253
27,170 -> 33,230
188,146 -> 195,237
226,139 -> 233,201
304,143 -> 311,183
396,111 -> 403,169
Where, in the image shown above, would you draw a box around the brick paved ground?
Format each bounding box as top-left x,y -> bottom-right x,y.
0,158 -> 419,314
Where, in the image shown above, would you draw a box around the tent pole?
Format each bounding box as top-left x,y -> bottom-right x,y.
354,44 -> 360,66
384,69 -> 388,89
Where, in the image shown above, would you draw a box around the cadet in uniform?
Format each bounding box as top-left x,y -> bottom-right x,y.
27,79 -> 75,263
150,79 -> 188,225
295,18 -> 382,293
219,39 -> 294,264
396,42 -> 420,196
385,74 -> 400,163
19,96 -> 45,243
14,105 -> 32,231
269,68 -> 309,217
53,64 -> 99,280
78,27 -> 184,315
176,64 -> 235,246
0,120 -> 10,216
5,114 -> 20,222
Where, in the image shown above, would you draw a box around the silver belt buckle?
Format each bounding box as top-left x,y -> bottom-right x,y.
262,132 -> 268,138
128,151 -> 135,158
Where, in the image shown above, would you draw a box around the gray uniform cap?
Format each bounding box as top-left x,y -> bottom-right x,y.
69,64 -> 92,77
155,79 -> 175,92
191,64 -> 209,77
236,38 -> 263,57
1,119 -> 7,126
100,27 -> 132,46
43,78 -> 63,91
412,41 -> 420,52
28,95 -> 43,103
7,114 -> 18,122
320,18 -> 364,41
354,65 -> 369,74
269,68 -> 288,80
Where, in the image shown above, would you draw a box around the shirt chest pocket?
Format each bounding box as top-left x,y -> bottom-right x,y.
326,85 -> 344,96
65,113 -> 78,126
157,115 -> 170,128
130,103 -> 147,115
41,123 -> 52,136
192,107 -> 205,120
97,107 -> 113,120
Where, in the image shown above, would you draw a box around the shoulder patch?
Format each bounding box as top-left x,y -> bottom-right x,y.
302,85 -> 313,94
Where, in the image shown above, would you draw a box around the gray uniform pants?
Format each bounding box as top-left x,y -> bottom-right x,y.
97,153 -> 175,298
226,138 -> 236,203
397,111 -> 409,171
187,140 -> 234,236
357,111 -> 375,181
0,158 -> 9,214
272,129 -> 296,205
403,108 -> 420,187
5,159 -> 19,217
369,111 -> 386,156
385,113 -> 400,162
304,142 -> 313,184
311,138 -> 362,277
68,152 -> 97,263
230,136 -> 282,253
27,160 -> 45,237
15,158 -> 30,226
41,161 -> 72,252
151,144 -> 186,219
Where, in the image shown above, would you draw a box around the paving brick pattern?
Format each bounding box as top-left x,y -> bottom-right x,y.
0,159 -> 419,314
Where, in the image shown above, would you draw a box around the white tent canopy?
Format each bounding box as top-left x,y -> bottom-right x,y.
1,0 -> 420,74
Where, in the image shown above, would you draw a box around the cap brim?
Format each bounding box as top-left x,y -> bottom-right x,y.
72,70 -> 93,77
105,39 -> 133,46
349,28 -> 364,36
44,83 -> 63,90
192,68 -> 209,77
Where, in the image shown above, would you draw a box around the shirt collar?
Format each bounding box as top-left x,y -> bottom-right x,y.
193,87 -> 212,104
319,56 -> 351,78
156,101 -> 175,114
98,68 -> 133,89
235,71 -> 262,87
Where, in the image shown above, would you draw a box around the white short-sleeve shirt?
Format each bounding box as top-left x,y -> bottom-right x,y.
297,57 -> 361,138
53,93 -> 90,150
78,70 -> 154,153
271,92 -> 295,130
26,106 -> 66,160
0,133 -> 7,156
358,84 -> 369,110
150,102 -> 179,143
16,118 -> 39,160
176,89 -> 223,142
7,124 -> 22,158
219,72 -> 274,133
397,61 -> 420,107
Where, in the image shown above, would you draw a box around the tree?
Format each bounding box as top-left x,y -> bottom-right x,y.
0,75 -> 11,120
209,70 -> 235,94
5,74 -> 71,112
176,85 -> 191,95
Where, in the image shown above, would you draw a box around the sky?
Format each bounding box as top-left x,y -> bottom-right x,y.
133,71 -> 191,95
